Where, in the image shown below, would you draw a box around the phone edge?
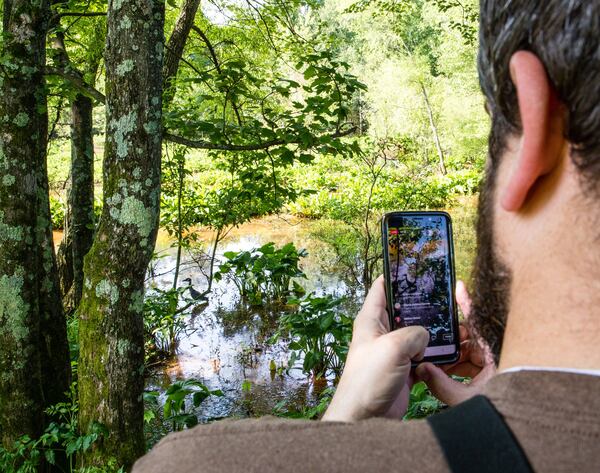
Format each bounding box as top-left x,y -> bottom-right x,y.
381,211 -> 461,366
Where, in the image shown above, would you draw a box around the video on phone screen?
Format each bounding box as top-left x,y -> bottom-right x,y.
388,216 -> 455,352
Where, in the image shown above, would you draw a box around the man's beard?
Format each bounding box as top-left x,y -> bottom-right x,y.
469,134 -> 513,366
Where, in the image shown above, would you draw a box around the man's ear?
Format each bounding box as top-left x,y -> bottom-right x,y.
501,51 -> 565,212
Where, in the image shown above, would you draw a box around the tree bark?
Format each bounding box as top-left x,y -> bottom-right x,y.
163,0 -> 201,106
0,0 -> 71,448
77,0 -> 164,468
69,94 -> 95,308
420,82 -> 447,175
52,18 -> 102,313
3,0 -> 12,31
57,93 -> 96,314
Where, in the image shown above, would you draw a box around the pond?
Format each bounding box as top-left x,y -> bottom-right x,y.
144,216 -> 362,424
52,200 -> 476,432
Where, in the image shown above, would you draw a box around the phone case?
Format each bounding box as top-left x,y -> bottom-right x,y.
381,211 -> 460,365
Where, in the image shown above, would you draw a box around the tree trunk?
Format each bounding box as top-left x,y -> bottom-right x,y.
163,0 -> 201,106
52,19 -> 101,314
172,157 -> 185,289
56,94 -> 96,314
420,82 -> 446,175
70,94 -> 95,308
77,0 -> 165,468
0,0 -> 71,448
57,205 -> 75,309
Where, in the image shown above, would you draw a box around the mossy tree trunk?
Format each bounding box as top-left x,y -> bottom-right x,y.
69,94 -> 96,309
57,92 -> 96,313
77,0 -> 165,468
0,0 -> 71,448
53,20 -> 104,314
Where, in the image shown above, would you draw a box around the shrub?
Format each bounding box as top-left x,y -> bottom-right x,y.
144,380 -> 223,432
0,383 -> 121,473
143,287 -> 189,360
403,382 -> 444,420
272,293 -> 353,379
215,242 -> 307,305
50,195 -> 66,230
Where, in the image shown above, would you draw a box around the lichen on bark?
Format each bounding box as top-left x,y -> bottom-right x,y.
77,0 -> 165,468
0,0 -> 71,449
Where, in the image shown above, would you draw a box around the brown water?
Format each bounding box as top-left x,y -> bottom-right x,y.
145,216 -> 360,422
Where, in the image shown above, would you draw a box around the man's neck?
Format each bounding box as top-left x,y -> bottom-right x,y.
498,265 -> 600,372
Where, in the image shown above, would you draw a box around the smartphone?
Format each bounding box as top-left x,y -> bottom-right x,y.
381,211 -> 460,365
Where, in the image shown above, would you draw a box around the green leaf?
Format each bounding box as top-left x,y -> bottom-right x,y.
44,449 -> 56,465
193,391 -> 209,406
144,410 -> 156,423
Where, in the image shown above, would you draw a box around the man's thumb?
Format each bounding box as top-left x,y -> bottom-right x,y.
384,326 -> 429,362
415,363 -> 475,406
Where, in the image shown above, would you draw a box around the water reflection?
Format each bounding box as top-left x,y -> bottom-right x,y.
145,216 -> 360,420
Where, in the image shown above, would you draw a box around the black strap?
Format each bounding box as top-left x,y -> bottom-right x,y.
427,395 -> 534,473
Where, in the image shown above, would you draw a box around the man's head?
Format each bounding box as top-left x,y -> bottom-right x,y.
470,1 -> 600,365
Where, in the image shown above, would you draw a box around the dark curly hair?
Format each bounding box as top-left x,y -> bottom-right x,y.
478,0 -> 600,187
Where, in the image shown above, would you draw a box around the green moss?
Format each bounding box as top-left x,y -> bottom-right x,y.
0,211 -> 24,242
13,112 -> 29,127
21,65 -> 36,77
116,339 -> 130,356
154,42 -> 163,61
119,15 -> 132,30
128,289 -> 144,312
116,60 -> 135,76
0,273 -> 29,342
2,174 -> 15,186
118,196 -> 154,241
107,193 -> 123,206
95,279 -> 120,305
143,121 -> 159,135
110,111 -> 137,159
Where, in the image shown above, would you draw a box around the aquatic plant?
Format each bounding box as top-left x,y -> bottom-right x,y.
403,382 -> 444,420
271,293 -> 353,379
144,380 -> 223,432
215,242 -> 307,305
143,287 -> 190,360
273,386 -> 335,420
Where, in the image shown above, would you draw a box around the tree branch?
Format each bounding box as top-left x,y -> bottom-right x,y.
45,66 -> 106,104
163,126 -> 356,150
192,25 -> 244,127
53,11 -> 106,19
163,0 -> 201,106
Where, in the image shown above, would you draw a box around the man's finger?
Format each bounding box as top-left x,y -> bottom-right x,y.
456,280 -> 472,319
415,362 -> 479,406
383,326 -> 429,362
458,325 -> 469,342
361,275 -> 387,312
354,275 -> 389,338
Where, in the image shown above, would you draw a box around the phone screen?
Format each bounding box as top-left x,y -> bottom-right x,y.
384,213 -> 458,361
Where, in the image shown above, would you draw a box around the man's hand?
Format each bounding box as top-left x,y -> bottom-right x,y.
415,281 -> 496,406
322,276 -> 429,422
